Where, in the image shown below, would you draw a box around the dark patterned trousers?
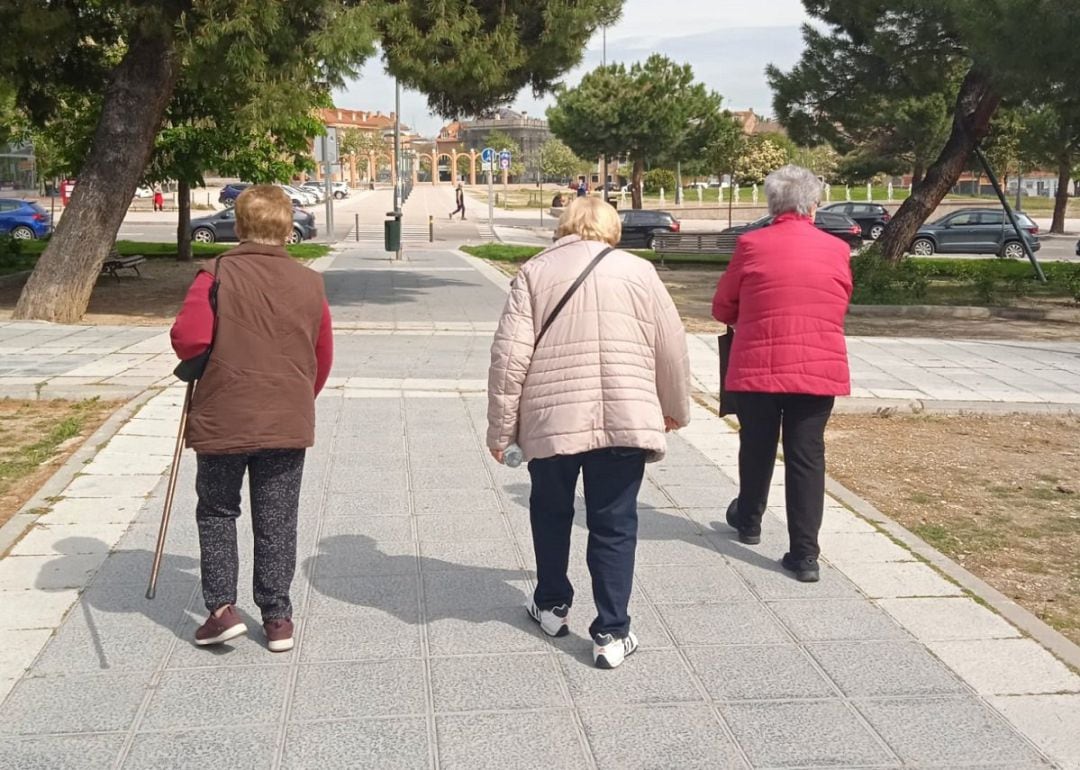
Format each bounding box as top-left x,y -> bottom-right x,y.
195,449 -> 306,621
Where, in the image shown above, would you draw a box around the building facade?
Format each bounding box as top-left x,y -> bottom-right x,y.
456,109 -> 552,182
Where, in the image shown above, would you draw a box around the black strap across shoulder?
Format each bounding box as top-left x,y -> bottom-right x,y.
534,246 -> 614,347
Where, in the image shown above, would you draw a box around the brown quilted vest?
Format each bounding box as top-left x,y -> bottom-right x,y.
185,242 -> 326,454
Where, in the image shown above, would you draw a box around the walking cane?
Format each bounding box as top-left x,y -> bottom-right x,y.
146,381 -> 194,600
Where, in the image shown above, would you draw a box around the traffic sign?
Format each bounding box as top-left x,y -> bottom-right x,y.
499,150 -> 511,170
481,147 -> 495,164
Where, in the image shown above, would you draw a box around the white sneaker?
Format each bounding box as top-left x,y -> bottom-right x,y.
526,601 -> 570,637
592,631 -> 639,669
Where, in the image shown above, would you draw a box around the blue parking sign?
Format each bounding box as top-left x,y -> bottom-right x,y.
481,147 -> 496,165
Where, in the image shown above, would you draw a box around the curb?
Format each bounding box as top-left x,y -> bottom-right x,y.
836,397 -> 1079,416
849,303 -> 1080,322
0,387 -> 159,557
0,270 -> 31,288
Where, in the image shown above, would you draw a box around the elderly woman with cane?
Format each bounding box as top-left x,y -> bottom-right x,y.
169,185 -> 333,651
487,196 -> 691,669
712,165 -> 853,583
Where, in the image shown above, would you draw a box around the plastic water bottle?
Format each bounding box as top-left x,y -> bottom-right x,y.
503,443 -> 524,468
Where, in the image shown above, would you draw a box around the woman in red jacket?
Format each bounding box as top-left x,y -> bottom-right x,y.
712,165 -> 852,582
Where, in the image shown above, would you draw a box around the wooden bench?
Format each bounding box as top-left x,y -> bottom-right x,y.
100,250 -> 146,279
653,232 -> 739,259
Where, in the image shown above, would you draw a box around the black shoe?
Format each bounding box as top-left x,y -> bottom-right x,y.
725,498 -> 761,545
781,553 -> 820,583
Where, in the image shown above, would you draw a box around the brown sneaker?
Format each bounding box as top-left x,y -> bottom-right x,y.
194,605 -> 247,646
264,618 -> 294,652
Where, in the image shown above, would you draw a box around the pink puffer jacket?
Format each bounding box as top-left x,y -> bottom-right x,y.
487,235 -> 691,462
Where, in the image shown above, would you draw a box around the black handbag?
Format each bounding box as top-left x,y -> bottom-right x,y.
534,246 -> 614,347
173,255 -> 226,383
718,327 -> 738,417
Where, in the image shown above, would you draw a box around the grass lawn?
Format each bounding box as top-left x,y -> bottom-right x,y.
0,399 -> 119,531
459,243 -> 729,267
0,240 -> 333,324
826,413 -> 1080,647
13,239 -> 330,262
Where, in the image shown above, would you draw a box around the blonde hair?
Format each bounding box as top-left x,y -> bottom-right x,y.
235,185 -> 294,245
555,196 -> 622,246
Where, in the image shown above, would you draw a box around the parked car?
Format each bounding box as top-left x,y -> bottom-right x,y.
218,183 -> 251,207
280,184 -> 318,207
1075,238 -> 1079,257
299,181 -> 328,202
618,209 -> 680,249
133,185 -> 153,199
820,201 -> 891,240
190,207 -> 316,245
0,198 -> 53,239
910,208 -> 1040,258
721,210 -> 864,249
331,181 -> 350,199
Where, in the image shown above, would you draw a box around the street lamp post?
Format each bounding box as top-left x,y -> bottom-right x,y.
393,78 -> 402,214
601,26 -> 609,204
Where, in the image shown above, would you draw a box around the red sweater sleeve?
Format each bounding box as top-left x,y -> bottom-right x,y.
171,271 -> 215,360
712,239 -> 747,325
314,300 -> 334,395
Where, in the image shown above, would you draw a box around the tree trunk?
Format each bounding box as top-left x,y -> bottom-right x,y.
911,165 -> 926,187
177,179 -> 193,261
1051,151 -> 1071,235
631,158 -> 644,209
14,27 -> 181,322
880,69 -> 1000,263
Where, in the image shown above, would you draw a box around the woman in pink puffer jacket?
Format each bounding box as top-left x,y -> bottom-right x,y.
487,197 -> 690,669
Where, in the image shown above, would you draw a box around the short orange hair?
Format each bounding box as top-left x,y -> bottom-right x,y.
235,185 -> 294,245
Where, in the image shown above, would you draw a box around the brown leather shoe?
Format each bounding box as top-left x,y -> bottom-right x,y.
264,618 -> 294,652
194,605 -> 247,646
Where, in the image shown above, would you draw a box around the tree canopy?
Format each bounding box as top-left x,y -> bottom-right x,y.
0,0 -> 625,321
539,138 -> 588,181
548,54 -> 728,209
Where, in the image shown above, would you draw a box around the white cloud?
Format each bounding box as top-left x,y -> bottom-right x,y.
333,0 -> 811,136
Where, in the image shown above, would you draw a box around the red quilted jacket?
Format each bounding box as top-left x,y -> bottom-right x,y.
712,212 -> 853,396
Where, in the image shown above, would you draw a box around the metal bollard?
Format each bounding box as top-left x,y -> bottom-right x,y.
355,213 -> 359,242
429,215 -> 434,243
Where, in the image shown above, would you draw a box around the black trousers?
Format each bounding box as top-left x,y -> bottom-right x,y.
195,449 -> 306,621
528,447 -> 646,638
735,393 -> 835,559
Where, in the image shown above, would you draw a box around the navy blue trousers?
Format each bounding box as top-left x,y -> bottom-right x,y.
528,447 -> 646,638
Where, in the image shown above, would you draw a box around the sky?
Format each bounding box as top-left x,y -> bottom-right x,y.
333,0 -> 811,137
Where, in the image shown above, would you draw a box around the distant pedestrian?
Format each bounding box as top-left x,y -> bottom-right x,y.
487,196 -> 690,669
153,183 -> 164,212
449,184 -> 466,220
170,184 -> 334,653
712,165 -> 852,583
576,177 -> 587,197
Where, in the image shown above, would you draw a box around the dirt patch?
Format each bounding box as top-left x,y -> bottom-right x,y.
826,413 -> 1080,646
0,259 -> 204,326
0,399 -> 119,530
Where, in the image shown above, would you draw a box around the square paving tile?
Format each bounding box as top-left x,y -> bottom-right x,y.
992,694 -> 1080,770
412,488 -> 502,515
291,659 -> 427,720
282,717 -> 429,770
856,696 -> 1046,766
420,540 -> 523,571
580,703 -> 745,770
657,602 -> 790,646
635,563 -> 754,603
426,606 -> 550,656
430,653 -> 567,712
927,638 -> 1080,695
768,599 -> 910,642
320,515 -> 415,543
877,597 -> 1021,641
141,666 -> 289,730
312,541 -> 418,579
323,490 -> 411,517
0,671 -> 150,734
837,560 -> 962,599
415,513 -> 510,542
123,726 -> 277,769
300,610 -> 421,661
729,559 -> 864,600
166,625 -> 296,668
686,645 -> 837,701
437,710 -> 588,770
807,641 -> 966,697
0,734 -> 125,769
307,574 -> 419,617
422,570 -> 532,612
720,700 -> 894,767
559,649 -> 703,706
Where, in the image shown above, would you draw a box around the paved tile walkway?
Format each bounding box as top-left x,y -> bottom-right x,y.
1,191 -> 1078,767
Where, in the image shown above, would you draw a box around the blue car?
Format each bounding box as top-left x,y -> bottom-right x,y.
0,198 -> 53,239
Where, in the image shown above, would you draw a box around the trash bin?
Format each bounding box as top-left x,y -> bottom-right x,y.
384,213 -> 401,252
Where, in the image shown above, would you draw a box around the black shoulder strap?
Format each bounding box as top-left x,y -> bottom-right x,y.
535,246 -> 614,347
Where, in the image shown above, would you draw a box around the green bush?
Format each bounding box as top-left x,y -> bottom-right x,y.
643,168 -> 676,194
1044,262 -> 1080,304
850,248 -> 928,304
0,234 -> 27,271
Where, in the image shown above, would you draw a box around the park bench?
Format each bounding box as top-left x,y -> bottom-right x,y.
100,250 -> 146,279
652,231 -> 738,260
